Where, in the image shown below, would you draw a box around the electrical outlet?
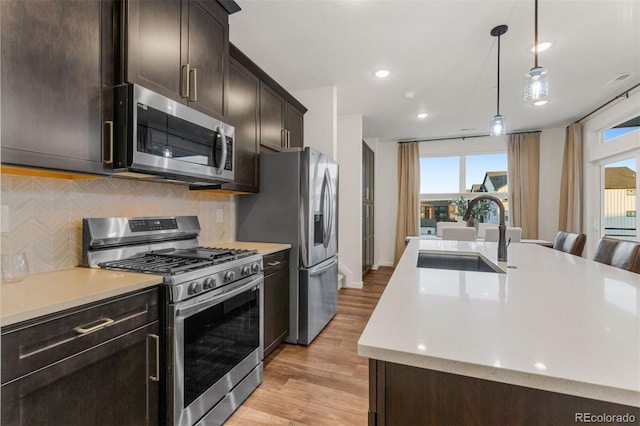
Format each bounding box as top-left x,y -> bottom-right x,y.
1,205 -> 9,233
216,209 -> 223,223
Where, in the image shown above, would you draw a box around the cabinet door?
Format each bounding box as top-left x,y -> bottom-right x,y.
126,0 -> 184,102
264,268 -> 290,357
1,322 -> 160,426
225,58 -> 260,193
260,83 -> 285,151
263,250 -> 290,358
187,0 -> 228,119
0,0 -> 107,174
284,103 -> 304,148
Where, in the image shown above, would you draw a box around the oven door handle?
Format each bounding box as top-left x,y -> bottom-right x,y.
176,274 -> 263,318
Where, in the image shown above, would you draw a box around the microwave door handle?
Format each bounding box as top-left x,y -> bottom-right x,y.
216,126 -> 227,175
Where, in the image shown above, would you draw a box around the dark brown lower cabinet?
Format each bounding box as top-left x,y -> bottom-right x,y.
1,288 -> 160,426
263,249 -> 290,358
369,359 -> 640,426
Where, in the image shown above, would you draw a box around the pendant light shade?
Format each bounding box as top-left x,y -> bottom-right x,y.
489,114 -> 506,137
524,66 -> 549,101
490,25 -> 508,137
524,0 -> 549,101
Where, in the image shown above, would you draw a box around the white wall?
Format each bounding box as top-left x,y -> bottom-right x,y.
291,86 -> 338,160
373,140 -> 397,268
538,128 -> 565,242
583,88 -> 640,257
337,114 -> 363,288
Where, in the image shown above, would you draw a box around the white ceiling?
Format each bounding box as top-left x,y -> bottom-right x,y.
229,0 -> 640,142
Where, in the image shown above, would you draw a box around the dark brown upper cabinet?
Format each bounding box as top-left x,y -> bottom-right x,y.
0,0 -> 113,176
224,54 -> 260,193
260,83 -> 305,151
123,0 -> 233,121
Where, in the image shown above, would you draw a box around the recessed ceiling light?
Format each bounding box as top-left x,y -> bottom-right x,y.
374,69 -> 390,78
530,41 -> 553,53
533,100 -> 548,106
417,113 -> 428,119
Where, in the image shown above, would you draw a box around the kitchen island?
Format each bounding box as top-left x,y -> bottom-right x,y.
358,239 -> 640,425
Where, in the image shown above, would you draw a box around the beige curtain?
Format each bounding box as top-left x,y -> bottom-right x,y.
394,142 -> 420,265
558,123 -> 583,233
508,133 -> 540,239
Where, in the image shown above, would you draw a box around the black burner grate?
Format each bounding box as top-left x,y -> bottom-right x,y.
99,247 -> 257,275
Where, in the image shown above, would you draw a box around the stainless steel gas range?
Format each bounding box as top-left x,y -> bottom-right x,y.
83,216 -> 263,426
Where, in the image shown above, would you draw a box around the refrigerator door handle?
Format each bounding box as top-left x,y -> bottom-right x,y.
322,169 -> 333,248
309,257 -> 338,277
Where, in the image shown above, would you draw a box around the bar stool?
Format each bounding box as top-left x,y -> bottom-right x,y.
552,231 -> 586,257
593,237 -> 640,274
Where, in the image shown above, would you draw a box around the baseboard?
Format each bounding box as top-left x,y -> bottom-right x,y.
378,261 -> 394,268
344,280 -> 363,289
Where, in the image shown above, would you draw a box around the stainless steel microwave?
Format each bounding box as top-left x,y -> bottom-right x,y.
108,84 -> 234,184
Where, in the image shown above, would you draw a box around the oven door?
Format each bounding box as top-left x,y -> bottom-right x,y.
168,274 -> 263,426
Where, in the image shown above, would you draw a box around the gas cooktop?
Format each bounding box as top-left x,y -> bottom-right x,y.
99,247 -> 258,275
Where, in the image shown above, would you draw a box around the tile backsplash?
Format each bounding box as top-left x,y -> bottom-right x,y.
0,174 -> 236,274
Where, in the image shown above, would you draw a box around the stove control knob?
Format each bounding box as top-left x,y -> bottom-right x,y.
189,282 -> 202,295
251,263 -> 260,273
224,271 -> 235,282
203,277 -> 215,290
241,266 -> 251,276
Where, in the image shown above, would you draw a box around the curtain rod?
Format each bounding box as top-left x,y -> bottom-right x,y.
575,82 -> 640,123
398,130 -> 541,144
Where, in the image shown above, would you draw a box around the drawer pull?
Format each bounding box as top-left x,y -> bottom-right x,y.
267,261 -> 281,266
74,318 -> 114,335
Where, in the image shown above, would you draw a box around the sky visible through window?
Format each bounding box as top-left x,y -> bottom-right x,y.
420,153 -> 508,194
604,126 -> 639,141
604,157 -> 636,172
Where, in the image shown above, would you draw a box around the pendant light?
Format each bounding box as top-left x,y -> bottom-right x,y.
524,0 -> 549,101
489,25 -> 508,137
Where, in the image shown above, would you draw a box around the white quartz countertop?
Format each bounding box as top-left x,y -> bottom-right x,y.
1,267 -> 162,327
358,239 -> 640,407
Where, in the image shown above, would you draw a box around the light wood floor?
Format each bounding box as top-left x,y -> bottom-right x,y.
225,267 -> 392,426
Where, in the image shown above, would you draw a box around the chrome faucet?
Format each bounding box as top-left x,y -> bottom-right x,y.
462,195 -> 507,262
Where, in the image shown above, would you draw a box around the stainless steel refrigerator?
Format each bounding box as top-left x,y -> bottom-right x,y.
238,147 -> 339,345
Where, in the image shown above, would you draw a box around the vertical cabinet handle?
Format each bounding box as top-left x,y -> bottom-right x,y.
189,68 -> 197,102
181,64 -> 190,98
149,334 -> 160,382
103,121 -> 113,165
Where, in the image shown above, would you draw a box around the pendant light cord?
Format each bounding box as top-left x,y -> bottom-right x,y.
534,0 -> 539,67
497,34 -> 501,115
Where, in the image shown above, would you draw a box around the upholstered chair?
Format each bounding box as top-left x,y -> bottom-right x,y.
593,237 -> 640,274
552,231 -> 587,257
484,227 -> 522,243
442,227 -> 476,241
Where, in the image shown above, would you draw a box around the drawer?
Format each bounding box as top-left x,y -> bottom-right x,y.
1,287 -> 158,384
263,250 -> 289,276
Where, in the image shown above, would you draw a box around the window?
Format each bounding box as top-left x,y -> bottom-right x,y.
601,157 -> 637,241
419,153 -> 508,236
603,115 -> 640,143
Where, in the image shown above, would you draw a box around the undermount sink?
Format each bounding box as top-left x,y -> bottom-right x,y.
416,251 -> 505,274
